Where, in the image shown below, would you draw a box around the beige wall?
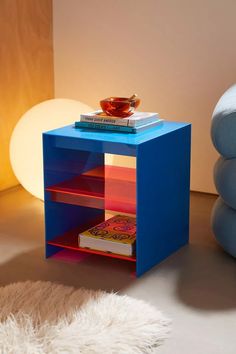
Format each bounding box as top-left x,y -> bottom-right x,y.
0,0 -> 54,191
53,0 -> 236,193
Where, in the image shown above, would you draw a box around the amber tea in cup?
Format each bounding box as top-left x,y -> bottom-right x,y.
100,95 -> 140,118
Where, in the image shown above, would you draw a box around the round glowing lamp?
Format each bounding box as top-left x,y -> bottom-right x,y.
10,99 -> 93,200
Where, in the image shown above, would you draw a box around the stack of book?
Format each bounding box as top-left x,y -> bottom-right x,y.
75,110 -> 163,133
78,215 -> 136,257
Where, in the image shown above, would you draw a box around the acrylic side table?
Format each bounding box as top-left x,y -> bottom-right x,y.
43,121 -> 191,277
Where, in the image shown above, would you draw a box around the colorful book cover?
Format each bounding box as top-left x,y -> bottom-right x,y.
79,215 -> 136,245
79,110 -> 159,127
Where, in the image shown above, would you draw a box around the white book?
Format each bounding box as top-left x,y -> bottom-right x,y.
80,110 -> 159,127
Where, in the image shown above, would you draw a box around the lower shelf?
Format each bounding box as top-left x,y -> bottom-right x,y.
47,230 -> 136,263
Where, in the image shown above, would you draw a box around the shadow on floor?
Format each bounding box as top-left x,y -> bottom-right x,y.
0,246 -> 135,292
174,244 -> 236,311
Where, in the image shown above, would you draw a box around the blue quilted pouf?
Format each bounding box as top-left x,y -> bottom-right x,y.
211,84 -> 236,257
211,197 -> 236,258
211,84 -> 236,158
214,157 -> 236,210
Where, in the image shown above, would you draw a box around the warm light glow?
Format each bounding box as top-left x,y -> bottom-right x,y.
105,154 -> 136,168
10,99 -> 93,200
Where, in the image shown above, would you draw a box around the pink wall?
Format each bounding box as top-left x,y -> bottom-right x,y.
53,0 -> 236,193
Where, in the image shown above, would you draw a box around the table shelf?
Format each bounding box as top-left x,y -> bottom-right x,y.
46,165 -> 136,214
47,229 -> 136,262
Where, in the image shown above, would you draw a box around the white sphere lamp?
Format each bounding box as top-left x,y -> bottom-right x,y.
10,99 -> 93,200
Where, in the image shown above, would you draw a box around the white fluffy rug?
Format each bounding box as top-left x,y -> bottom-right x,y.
0,281 -> 171,354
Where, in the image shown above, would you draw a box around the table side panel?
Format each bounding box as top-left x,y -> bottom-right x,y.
43,134 -> 105,257
136,125 -> 191,276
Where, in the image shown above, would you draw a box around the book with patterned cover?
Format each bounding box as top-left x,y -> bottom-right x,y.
78,215 -> 136,256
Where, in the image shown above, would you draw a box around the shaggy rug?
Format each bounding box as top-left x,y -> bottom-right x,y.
0,281 -> 171,354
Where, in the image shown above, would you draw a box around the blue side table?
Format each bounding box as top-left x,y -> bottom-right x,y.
43,121 -> 191,276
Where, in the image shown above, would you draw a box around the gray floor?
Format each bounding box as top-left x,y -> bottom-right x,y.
0,187 -> 236,353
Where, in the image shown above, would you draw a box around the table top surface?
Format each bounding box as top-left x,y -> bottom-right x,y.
44,121 -> 190,146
